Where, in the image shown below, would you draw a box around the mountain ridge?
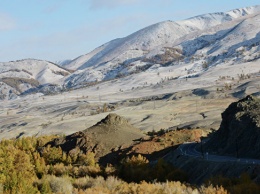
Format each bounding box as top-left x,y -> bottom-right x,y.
1,5 -> 260,100
61,5 -> 260,89
64,5 -> 260,71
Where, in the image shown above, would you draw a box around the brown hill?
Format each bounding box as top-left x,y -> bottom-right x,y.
43,113 -> 145,159
205,95 -> 260,158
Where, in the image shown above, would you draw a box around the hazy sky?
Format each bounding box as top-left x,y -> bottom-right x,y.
0,0 -> 259,62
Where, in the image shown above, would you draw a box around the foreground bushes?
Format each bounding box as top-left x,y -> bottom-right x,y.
37,175 -> 227,194
0,136 -> 258,193
119,155 -> 188,183
206,173 -> 260,194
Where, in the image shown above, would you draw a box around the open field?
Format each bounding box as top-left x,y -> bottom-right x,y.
0,87 -> 238,140
0,59 -> 259,140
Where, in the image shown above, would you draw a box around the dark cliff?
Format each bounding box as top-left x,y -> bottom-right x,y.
205,95 -> 260,159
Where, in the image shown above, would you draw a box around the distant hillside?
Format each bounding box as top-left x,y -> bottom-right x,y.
65,6 -> 260,71
205,95 -> 260,159
62,5 -> 260,88
0,59 -> 70,100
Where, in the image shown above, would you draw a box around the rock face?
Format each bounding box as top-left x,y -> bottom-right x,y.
43,113 -> 144,159
205,95 -> 260,159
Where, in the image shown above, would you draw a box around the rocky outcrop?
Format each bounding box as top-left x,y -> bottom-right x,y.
205,95 -> 260,159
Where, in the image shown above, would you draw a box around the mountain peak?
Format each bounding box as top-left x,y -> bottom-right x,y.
226,5 -> 260,18
95,113 -> 129,126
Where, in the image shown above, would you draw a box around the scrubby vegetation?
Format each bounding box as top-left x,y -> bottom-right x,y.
206,174 -> 260,194
0,134 -> 258,193
142,47 -> 184,65
51,70 -> 70,76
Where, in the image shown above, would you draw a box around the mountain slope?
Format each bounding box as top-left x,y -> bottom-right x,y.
65,5 -> 260,70
63,5 -> 260,88
0,59 -> 70,100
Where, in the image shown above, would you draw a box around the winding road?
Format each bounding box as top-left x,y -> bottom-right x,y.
176,142 -> 260,165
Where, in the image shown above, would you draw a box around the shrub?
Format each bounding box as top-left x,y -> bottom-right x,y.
202,62 -> 209,69
41,145 -> 63,164
77,152 -> 96,166
73,176 -> 92,190
200,185 -> 228,194
119,154 -> 150,182
46,175 -> 73,194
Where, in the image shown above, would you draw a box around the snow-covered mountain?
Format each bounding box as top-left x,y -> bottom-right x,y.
0,59 -> 70,100
1,5 -> 260,100
55,59 -> 73,67
62,5 -> 260,87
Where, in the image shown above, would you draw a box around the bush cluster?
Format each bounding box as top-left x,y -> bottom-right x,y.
0,136 -> 258,193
